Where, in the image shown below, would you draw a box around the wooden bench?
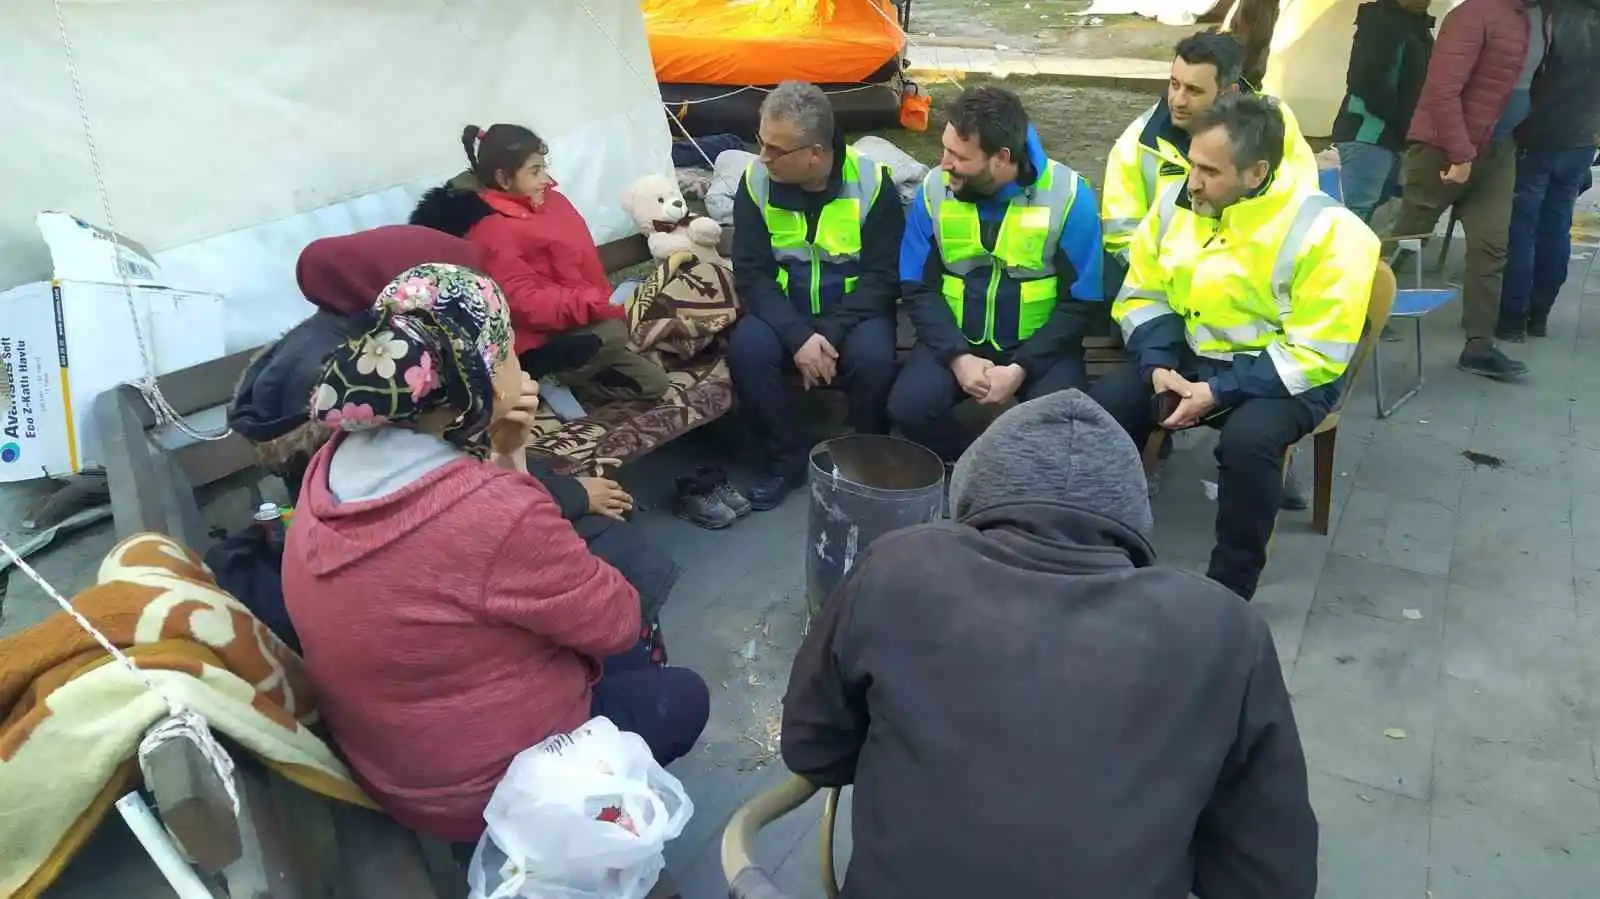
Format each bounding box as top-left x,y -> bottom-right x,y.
94,233 -> 734,542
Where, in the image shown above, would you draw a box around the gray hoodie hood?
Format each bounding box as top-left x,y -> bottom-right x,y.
948,389 -> 1155,538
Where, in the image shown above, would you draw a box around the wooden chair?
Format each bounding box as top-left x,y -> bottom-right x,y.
1306,261 -> 1395,533
1140,262 -> 1397,536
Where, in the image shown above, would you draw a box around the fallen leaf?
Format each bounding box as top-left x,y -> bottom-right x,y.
1402,608 -> 1423,620
1384,727 -> 1407,740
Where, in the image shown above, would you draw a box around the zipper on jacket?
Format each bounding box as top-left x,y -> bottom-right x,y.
983,263 -> 1002,345
809,246 -> 822,315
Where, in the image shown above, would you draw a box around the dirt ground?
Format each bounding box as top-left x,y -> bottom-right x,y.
854,74 -> 1158,189
907,0 -> 1192,60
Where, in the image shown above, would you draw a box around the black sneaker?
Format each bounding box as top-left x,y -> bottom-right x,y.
672,474 -> 738,529
1458,344 -> 1528,380
748,469 -> 805,512
1527,311 -> 1550,338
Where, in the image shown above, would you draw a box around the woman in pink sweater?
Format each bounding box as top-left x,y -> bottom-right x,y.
282,261 -> 708,842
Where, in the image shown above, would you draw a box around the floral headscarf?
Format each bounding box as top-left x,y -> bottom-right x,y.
309,263 -> 513,457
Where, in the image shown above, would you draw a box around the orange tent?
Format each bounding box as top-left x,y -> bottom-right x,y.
645,0 -> 904,87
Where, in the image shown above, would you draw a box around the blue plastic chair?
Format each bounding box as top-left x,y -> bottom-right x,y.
1321,165 -> 1456,418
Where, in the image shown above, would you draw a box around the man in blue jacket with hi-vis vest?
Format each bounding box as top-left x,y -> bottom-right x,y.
889,85 -> 1105,463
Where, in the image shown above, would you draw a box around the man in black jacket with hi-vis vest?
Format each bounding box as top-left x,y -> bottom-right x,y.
728,80 -> 905,512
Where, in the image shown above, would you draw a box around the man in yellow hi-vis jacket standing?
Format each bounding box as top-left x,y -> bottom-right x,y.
1101,32 -> 1320,295
1090,93 -> 1380,601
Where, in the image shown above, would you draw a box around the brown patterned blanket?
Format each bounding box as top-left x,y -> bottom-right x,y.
529,252 -> 740,474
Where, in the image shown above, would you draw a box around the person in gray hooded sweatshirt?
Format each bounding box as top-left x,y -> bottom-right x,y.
781,389 -> 1317,899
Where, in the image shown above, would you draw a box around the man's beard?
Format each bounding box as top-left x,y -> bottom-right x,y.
951,170 -> 999,203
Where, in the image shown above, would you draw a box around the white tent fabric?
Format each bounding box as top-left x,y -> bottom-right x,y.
0,0 -> 673,353
1264,0 -> 1462,138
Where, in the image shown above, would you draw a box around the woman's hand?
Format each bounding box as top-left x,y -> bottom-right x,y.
489,372 -> 540,462
579,477 -> 634,520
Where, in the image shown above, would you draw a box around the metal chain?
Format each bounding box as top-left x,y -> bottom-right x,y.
50,0 -> 231,442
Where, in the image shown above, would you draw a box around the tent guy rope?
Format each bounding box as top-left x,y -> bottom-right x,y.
50,0 -> 232,443
0,534 -> 240,814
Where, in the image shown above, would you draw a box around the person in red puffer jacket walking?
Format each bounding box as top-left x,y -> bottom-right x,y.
1391,0 -> 1551,382
410,124 -> 669,403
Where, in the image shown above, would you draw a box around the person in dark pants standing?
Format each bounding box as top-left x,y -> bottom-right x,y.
1389,0 -> 1551,379
1499,0 -> 1600,340
1332,0 -> 1436,225
728,80 -> 904,511
1090,94 -> 1380,601
890,85 -> 1104,463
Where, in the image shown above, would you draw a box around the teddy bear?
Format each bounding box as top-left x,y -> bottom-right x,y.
621,173 -> 728,267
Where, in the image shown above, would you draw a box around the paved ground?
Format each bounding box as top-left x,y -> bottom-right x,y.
11,234 -> 1600,897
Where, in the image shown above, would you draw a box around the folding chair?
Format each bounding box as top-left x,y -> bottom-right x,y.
1320,165 -> 1457,419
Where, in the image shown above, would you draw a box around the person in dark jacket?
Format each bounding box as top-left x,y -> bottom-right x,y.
782,389 -> 1317,899
729,81 -> 904,510
1390,0 -> 1551,380
891,85 -> 1104,463
1499,0 -> 1600,339
229,226 -> 677,642
1332,0 -> 1436,224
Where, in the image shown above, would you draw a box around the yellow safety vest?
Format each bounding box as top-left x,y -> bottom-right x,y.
1111,178 -> 1379,393
1101,97 -> 1321,261
924,159 -> 1080,352
745,148 -> 884,315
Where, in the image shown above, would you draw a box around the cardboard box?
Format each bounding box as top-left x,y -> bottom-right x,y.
0,213 -> 226,482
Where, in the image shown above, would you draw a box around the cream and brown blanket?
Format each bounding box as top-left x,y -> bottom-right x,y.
0,532 -> 372,899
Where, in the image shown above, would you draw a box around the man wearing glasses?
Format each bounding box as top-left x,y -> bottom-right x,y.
729,80 -> 905,511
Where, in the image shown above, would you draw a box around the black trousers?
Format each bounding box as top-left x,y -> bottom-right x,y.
726,314 -> 898,472
1089,361 -> 1336,600
888,344 -> 1089,462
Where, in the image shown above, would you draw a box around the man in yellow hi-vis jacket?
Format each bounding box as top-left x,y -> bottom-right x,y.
1091,93 -> 1380,600
1101,32 -> 1319,295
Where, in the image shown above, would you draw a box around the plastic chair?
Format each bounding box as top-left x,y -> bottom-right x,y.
722,776 -> 841,899
1369,258 -> 1456,420
1322,164 -> 1456,419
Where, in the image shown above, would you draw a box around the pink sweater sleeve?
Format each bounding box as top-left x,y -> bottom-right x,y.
481,481 -> 641,657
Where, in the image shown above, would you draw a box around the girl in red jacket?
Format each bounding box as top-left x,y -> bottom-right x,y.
409,124 -> 669,402
283,261 -> 707,841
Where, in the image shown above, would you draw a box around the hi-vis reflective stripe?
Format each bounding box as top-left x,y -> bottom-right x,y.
1270,193 -> 1341,316
1151,187 -> 1337,313
1102,217 -> 1143,236
1192,321 -> 1277,347
1293,336 -> 1358,362
1154,183 -> 1183,244
1139,152 -> 1161,203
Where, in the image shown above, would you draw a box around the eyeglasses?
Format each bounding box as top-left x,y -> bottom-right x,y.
758,140 -> 816,161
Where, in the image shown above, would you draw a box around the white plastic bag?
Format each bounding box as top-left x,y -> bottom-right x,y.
467,717 -> 694,899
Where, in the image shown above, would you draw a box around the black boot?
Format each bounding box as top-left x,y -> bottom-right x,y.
1527,310 -> 1550,338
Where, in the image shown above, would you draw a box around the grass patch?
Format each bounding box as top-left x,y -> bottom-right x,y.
851,74 -> 1157,188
